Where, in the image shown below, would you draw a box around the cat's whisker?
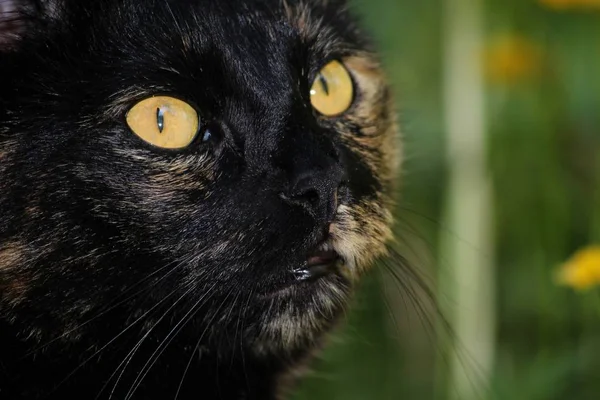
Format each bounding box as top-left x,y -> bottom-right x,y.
53,278 -> 197,397
377,265 -> 410,324
124,280 -> 224,400
174,286 -> 243,400
101,280 -> 203,400
226,289 -> 244,368
377,275 -> 404,340
164,1 -> 184,40
384,263 -> 438,348
381,246 -> 490,400
103,267 -> 219,398
26,252 -> 198,357
238,289 -> 254,395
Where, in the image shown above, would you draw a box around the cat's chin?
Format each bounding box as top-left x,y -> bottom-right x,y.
250,266 -> 351,356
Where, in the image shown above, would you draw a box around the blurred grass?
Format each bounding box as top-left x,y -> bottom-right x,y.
295,0 -> 600,399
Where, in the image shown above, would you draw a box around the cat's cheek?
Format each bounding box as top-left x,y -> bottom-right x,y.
0,241 -> 31,307
340,55 -> 402,188
330,201 -> 394,280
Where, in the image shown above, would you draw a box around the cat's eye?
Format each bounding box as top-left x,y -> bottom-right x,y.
126,96 -> 199,149
309,60 -> 354,117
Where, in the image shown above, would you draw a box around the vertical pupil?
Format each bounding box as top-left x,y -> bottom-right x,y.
156,107 -> 165,133
318,74 -> 329,95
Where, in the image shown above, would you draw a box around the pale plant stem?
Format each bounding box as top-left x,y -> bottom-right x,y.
440,0 -> 496,399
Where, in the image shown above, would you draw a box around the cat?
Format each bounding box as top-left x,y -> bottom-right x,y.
0,0 -> 400,398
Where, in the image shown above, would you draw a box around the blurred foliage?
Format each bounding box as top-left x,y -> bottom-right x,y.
294,0 -> 600,399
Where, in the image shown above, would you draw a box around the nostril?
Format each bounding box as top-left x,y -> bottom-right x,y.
294,188 -> 320,210
280,183 -> 322,215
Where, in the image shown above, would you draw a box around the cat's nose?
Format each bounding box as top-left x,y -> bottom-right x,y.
280,159 -> 344,223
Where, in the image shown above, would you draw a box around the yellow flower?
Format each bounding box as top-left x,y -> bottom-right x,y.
484,36 -> 542,84
556,246 -> 600,290
539,0 -> 600,10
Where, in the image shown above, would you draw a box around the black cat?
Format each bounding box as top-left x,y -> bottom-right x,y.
0,0 -> 400,398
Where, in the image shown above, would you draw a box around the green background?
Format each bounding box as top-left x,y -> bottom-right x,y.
295,1 -> 600,399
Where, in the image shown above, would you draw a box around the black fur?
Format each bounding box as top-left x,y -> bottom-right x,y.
0,0 -> 398,399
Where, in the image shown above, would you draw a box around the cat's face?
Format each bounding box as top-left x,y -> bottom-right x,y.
0,0 -> 399,356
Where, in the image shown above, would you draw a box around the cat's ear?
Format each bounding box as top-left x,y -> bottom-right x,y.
0,0 -> 47,50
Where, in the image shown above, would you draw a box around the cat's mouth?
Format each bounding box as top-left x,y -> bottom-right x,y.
258,238 -> 346,297
293,247 -> 341,282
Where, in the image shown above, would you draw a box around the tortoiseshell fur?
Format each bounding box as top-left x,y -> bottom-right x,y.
0,0 -> 400,398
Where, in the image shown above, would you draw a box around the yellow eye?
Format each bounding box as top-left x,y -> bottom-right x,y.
309,60 -> 354,117
126,96 -> 199,149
